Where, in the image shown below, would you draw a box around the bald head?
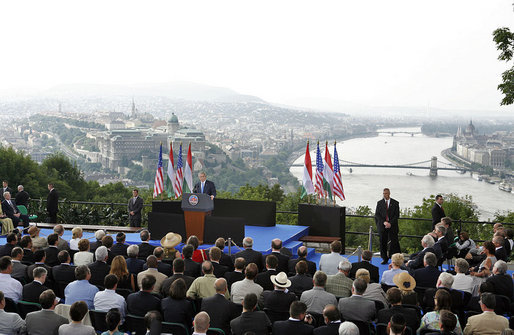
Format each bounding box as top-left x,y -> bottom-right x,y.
271,239 -> 282,251
214,278 -> 227,293
194,312 -> 210,333
297,246 -> 308,258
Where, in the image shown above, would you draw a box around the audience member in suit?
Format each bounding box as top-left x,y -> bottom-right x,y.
355,268 -> 388,307
378,287 -> 421,332
0,181 -> 12,201
319,240 -> 345,275
493,235 -> 508,262
25,289 -> 68,335
255,254 -> 279,291
142,247 -> 172,277
486,260 -> 513,300
412,252 -> 441,288
20,235 -> 34,263
161,278 -> 194,329
406,234 -> 436,271
137,255 -> 167,294
26,250 -> 54,287
349,249 -> 379,283
53,225 -> 70,251
14,185 -> 29,209
216,237 -> 234,271
224,257 -> 246,291
423,272 -> 464,313
338,278 -> 376,322
126,244 -> 145,275
433,225 -> 449,260
272,301 -> 314,335
88,246 -> 111,287
313,304 -> 342,335
22,266 -> 49,303
431,195 -> 446,230
325,258 -> 354,298
201,278 -> 242,335
44,233 -> 60,267
182,244 -> 202,278
10,247 -> 28,282
260,271 -> 297,313
463,292 -> 509,335
288,246 -> 317,276
101,235 -> 115,265
52,250 -> 76,285
138,230 -> 156,259
264,239 -> 290,274
160,258 -> 195,297
127,275 -> 161,316
110,232 -> 128,258
89,230 -> 105,254
300,271 -> 337,315
289,260 -> 314,297
209,246 -> 229,278
233,237 -> 264,272
0,232 -> 17,257
230,292 -> 272,335
1,191 -> 30,229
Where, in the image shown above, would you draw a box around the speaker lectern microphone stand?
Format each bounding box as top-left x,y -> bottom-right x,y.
181,193 -> 214,244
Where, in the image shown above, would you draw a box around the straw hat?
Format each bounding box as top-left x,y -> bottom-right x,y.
393,272 -> 416,291
160,232 -> 182,249
27,225 -> 39,236
270,272 -> 291,288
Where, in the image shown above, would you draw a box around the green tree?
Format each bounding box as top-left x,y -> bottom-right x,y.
494,211 -> 514,224
493,27 -> 514,105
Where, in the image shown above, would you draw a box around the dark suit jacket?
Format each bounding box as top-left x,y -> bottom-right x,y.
495,246 -> 508,262
22,281 -> 48,303
0,243 -> 15,257
52,264 -> 76,284
375,198 -> 400,232
110,243 -> 128,257
193,180 -> 217,197
1,187 -> 12,201
201,293 -> 241,335
2,199 -> 20,219
88,261 -> 110,286
128,196 -> 143,225
138,242 -> 155,259
433,237 -> 448,260
47,189 -> 59,214
234,248 -> 264,272
412,266 -> 441,288
377,305 -> 420,331
273,319 -> 314,335
22,248 -> 34,263
289,274 -> 314,297
160,274 -> 195,296
261,289 -> 298,312
231,310 -> 272,335
15,191 -> 30,208
126,257 -> 145,275
184,258 -> 202,278
349,260 -> 380,283
219,252 -> 234,271
268,251 -> 290,274
89,240 -> 102,254
224,271 -> 245,291
212,262 -> 229,278
313,322 -> 340,335
288,257 -> 317,276
161,297 -> 194,329
408,247 -> 435,270
255,269 -> 278,291
487,274 -> 514,300
44,246 -> 60,267
127,291 -> 161,316
431,204 -> 445,228
143,261 -> 173,277
27,263 -> 53,282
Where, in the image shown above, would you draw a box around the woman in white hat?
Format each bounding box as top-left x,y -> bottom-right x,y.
161,232 -> 182,260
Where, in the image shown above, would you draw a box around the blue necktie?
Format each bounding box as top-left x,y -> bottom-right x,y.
201,182 -> 204,193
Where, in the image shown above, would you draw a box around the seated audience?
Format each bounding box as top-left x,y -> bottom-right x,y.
486,260 -> 513,300
0,204 -> 14,236
470,241 -> 497,278
1,191 -> 29,231
387,314 -> 407,335
101,308 -> 124,335
338,278 -> 376,322
0,290 -> 26,334
201,278 -> 241,335
10,247 -> 28,282
101,235 -> 115,265
69,227 -> 83,251
319,240 -> 344,275
378,287 -> 420,331
93,274 -> 127,319
231,262 -> 263,304
0,233 -> 17,257
147,247 -> 172,276
224,257 -> 246,291
64,265 -> 99,309
138,230 -> 155,259
26,289 -> 68,335
187,235 -> 208,263
255,254 -> 279,291
73,238 -> 93,266
423,272 -> 464,313
26,250 -> 53,285
260,271 -> 297,314
326,258 -> 353,298
338,321 -> 359,335
288,246 -> 317,276
58,301 -> 95,335
433,224 -> 448,260
182,244 -> 201,278
44,233 -> 60,267
233,237 -> 263,272
463,292 -> 509,335
53,224 -> 70,251
355,268 -> 388,307
230,293 -> 272,335
143,310 -> 163,335
393,272 -> 418,305
20,235 -> 34,263
267,238 -> 290,274
418,289 -> 462,334
160,258 -> 194,297
210,246 -> 229,278
187,261 -> 229,299
381,253 -> 407,287
125,244 -> 144,275
137,255 -> 167,294
289,260 -> 314,297
493,235 -> 508,262
406,234 -> 435,271
452,258 -> 473,293
272,301 -> 314,334
312,304 -> 341,335
0,256 -> 22,302
110,232 -> 128,258
412,252 -> 441,288
349,250 -> 379,283
22,267 -> 48,303
110,255 -> 135,291
90,230 -> 105,253
455,231 -> 477,258
161,278 -> 194,329
88,246 -> 111,286
425,310 -> 458,335
193,312 -> 210,335
52,250 -> 76,285
300,270 -> 337,314
126,275 -> 161,317
215,238 -> 234,271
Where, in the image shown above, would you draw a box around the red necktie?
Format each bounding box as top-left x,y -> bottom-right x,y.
386,200 -> 389,222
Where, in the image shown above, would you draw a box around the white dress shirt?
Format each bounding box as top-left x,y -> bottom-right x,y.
0,273 -> 22,302
73,251 -> 94,266
452,273 -> 474,293
93,289 -> 127,318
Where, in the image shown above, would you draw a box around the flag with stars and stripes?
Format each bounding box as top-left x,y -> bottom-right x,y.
174,143 -> 184,198
333,143 -> 346,201
315,142 -> 324,197
153,143 -> 164,198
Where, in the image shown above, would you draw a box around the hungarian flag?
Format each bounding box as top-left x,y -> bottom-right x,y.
314,141 -> 324,197
333,142 -> 346,201
153,143 -> 164,198
166,142 -> 175,198
183,143 -> 193,193
301,141 -> 315,199
174,143 -> 183,198
323,141 -> 334,199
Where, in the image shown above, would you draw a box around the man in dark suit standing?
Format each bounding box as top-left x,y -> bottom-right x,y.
1,181 -> 12,201
200,278 -> 241,335
375,188 -> 400,264
193,171 -> 216,199
2,191 -> 30,229
431,195 -> 445,230
46,183 -> 59,223
128,189 -> 143,227
230,292 -> 272,335
349,250 -> 379,283
15,185 -> 30,209
233,237 -> 264,272
272,301 -> 314,335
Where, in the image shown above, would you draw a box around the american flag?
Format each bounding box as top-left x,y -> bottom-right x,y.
174,143 -> 184,198
333,143 -> 346,201
315,142 -> 324,196
153,144 -> 164,198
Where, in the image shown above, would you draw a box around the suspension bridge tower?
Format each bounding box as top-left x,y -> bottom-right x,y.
429,156 -> 438,177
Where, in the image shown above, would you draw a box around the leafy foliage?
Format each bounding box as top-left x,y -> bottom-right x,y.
493,27 -> 514,105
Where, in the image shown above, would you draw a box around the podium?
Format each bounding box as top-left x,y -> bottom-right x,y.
181,193 -> 214,243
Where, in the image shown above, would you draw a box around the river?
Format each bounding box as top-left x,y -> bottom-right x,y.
290,127 -> 513,220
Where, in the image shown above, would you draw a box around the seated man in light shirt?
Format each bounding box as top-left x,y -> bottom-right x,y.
0,256 -> 22,302
0,290 -> 26,335
64,265 -> 99,309
94,274 -> 127,320
452,258 -> 473,294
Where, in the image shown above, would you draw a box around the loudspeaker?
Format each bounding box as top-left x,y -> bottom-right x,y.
298,204 -> 346,247
148,212 -> 186,241
204,216 -> 245,244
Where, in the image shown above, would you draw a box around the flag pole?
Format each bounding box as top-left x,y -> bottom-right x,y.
333,140 -> 337,207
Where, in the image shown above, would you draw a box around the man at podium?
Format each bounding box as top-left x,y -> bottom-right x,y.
193,171 -> 216,200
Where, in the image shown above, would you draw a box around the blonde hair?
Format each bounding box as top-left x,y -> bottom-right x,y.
355,268 -> 371,284
110,255 -> 129,280
72,227 -> 83,239
391,253 -> 404,267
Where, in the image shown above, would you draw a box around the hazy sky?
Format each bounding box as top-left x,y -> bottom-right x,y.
1,1 -> 513,112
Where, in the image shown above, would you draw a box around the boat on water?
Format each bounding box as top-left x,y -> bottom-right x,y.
406,172 -> 413,176
485,179 -> 495,185
499,182 -> 512,193
475,176 -> 483,181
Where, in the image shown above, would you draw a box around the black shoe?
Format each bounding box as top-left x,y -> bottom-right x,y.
381,259 -> 389,265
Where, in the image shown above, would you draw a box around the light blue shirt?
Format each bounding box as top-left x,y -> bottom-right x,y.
0,273 -> 22,302
380,268 -> 407,286
64,280 -> 99,309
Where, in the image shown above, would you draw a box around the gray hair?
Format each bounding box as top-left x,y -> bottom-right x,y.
17,185 -> 23,191
243,237 -> 253,248
338,258 -> 352,272
422,234 -> 435,248
424,252 -> 437,267
95,230 -> 106,240
455,258 -> 469,273
2,191 -> 9,198
438,272 -> 454,288
339,321 -> 359,335
494,260 -> 508,275
127,244 -> 139,257
435,224 -> 447,235
313,271 -> 328,287
95,246 -> 108,261
33,266 -> 47,279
